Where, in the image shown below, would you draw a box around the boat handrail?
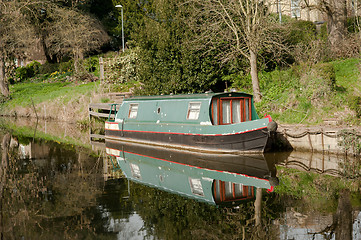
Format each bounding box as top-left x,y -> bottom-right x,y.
108,103 -> 119,122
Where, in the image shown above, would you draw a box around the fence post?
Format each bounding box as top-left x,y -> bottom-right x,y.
99,57 -> 104,81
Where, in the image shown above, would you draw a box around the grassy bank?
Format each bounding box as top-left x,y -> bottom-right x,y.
0,79 -> 101,123
1,57 -> 361,126
253,58 -> 361,125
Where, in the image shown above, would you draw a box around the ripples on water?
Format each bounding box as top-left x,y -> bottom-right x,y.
0,125 -> 360,240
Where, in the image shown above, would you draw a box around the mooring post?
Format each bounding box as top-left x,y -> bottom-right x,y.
99,57 -> 104,81
321,128 -> 325,153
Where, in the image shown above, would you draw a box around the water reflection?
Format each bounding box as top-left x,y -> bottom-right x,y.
0,125 -> 360,239
0,130 -> 105,239
105,140 -> 279,205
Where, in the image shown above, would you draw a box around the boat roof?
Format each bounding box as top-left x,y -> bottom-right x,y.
125,92 -> 253,101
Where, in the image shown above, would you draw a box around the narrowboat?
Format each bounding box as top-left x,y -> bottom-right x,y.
105,92 -> 277,153
105,141 -> 279,205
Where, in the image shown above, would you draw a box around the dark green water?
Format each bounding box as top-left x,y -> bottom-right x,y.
0,124 -> 360,240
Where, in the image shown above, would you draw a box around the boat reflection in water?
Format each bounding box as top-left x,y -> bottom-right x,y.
105,140 -> 279,205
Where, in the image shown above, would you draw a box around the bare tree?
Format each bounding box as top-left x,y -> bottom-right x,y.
319,0 -> 347,46
45,6 -> 109,73
187,0 -> 282,102
0,0 -> 37,97
302,0 -> 347,46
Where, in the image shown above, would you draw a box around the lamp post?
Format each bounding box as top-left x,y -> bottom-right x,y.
115,4 -> 124,52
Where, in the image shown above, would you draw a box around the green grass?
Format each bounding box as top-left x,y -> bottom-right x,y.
332,58 -> 361,91
3,81 -> 98,109
0,118 -> 92,149
251,57 -> 361,125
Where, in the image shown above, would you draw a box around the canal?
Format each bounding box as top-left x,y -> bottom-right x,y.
0,118 -> 360,239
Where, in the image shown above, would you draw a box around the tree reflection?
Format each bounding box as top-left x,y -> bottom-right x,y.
0,131 -> 107,239
104,178 -> 282,240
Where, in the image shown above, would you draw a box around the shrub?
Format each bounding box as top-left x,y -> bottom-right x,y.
15,67 -> 29,82
299,62 -> 336,104
348,96 -> 361,118
104,49 -> 139,84
312,63 -> 336,90
85,56 -> 99,72
59,60 -> 74,73
286,20 -> 317,46
39,62 -> 60,74
14,61 -> 41,82
27,61 -> 41,75
347,16 -> 361,33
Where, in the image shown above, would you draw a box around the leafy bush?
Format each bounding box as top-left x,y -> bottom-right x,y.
312,63 -> 336,90
27,61 -> 41,75
348,96 -> 361,118
84,56 -> 99,72
59,60 -> 74,73
39,62 -> 60,74
299,62 -> 336,102
286,20 -> 317,46
15,67 -> 29,82
104,49 -> 139,84
14,61 -> 41,82
347,16 -> 361,33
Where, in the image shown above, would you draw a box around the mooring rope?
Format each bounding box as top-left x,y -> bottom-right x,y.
281,129 -> 338,138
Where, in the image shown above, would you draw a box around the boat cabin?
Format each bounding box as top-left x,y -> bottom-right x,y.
115,92 -> 260,125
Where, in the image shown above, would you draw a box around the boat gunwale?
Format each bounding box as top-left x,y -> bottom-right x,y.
124,92 -> 253,101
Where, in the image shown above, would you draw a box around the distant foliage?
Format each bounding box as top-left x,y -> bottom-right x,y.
14,61 -> 41,82
59,60 -> 74,73
39,62 -> 60,75
104,49 -> 139,84
347,16 -> 361,33
84,56 -> 99,72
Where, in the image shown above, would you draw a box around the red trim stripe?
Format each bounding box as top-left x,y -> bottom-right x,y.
105,126 -> 268,136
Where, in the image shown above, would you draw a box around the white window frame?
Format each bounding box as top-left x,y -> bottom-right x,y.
187,102 -> 201,120
128,103 -> 139,119
130,163 -> 141,179
189,178 -> 204,196
291,0 -> 301,18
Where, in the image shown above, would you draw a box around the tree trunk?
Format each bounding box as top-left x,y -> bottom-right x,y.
0,133 -> 11,238
0,57 -> 9,98
40,34 -> 57,63
73,48 -> 84,74
327,0 -> 347,46
250,50 -> 261,102
334,189 -> 352,240
254,188 -> 262,226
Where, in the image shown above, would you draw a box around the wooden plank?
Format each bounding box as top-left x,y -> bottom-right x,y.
108,92 -> 132,97
89,111 -> 114,118
90,141 -> 106,147
90,134 -> 105,139
89,103 -> 120,111
89,103 -> 111,109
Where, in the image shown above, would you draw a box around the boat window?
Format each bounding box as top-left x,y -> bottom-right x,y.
234,183 -> 243,197
224,181 -> 233,199
187,102 -> 201,120
130,163 -> 141,179
189,178 -> 204,196
245,99 -> 250,121
212,99 -> 218,125
128,103 -> 138,119
218,97 -> 252,124
222,100 -> 231,124
232,100 -> 241,123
